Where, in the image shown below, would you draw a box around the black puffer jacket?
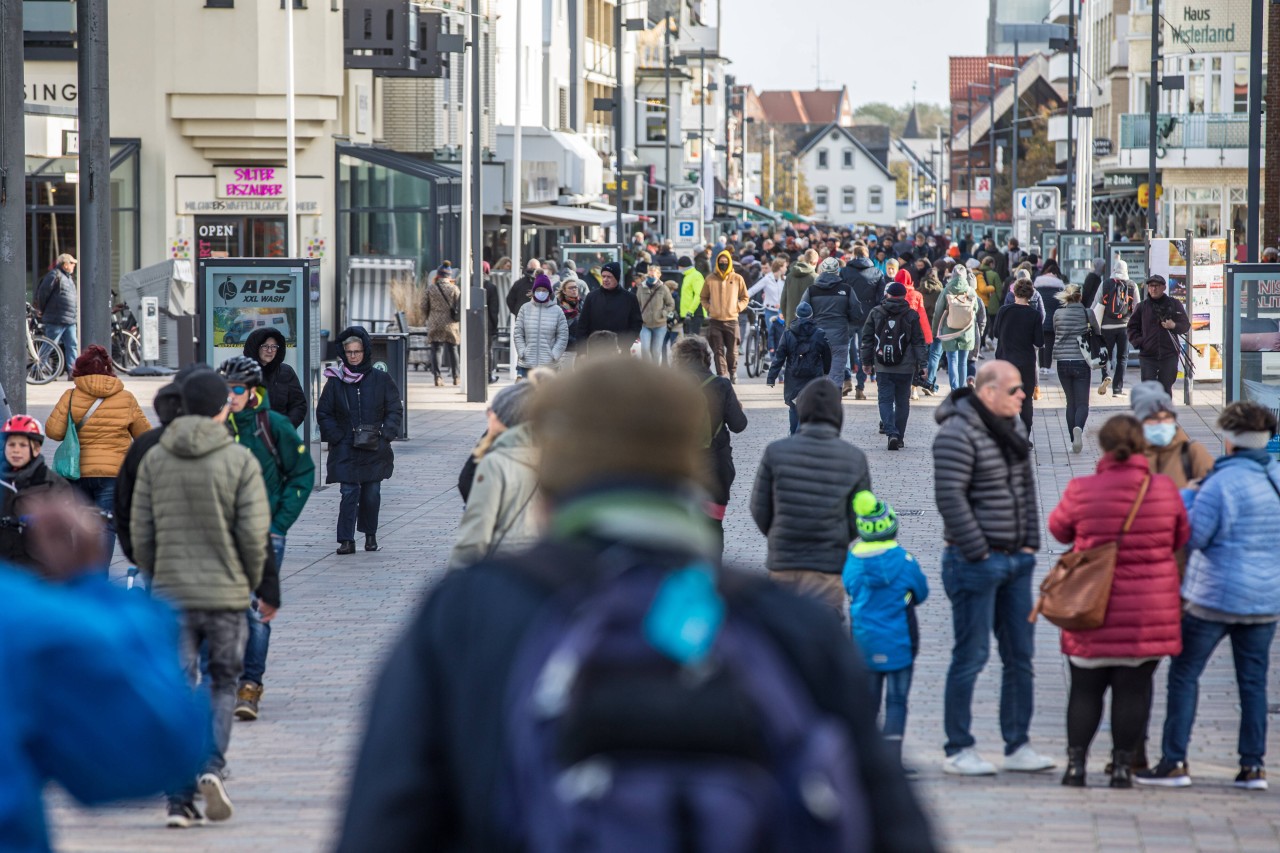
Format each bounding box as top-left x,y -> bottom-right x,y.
33,268 -> 78,325
750,423 -> 870,574
860,297 -> 927,374
692,369 -> 748,505
316,327 -> 404,484
243,327 -> 307,428
840,257 -> 887,325
1126,294 -> 1190,359
933,390 -> 1040,561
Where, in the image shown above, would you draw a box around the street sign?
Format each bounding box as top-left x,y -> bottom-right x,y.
1013,187 -> 1061,248
62,129 -> 78,156
973,176 -> 991,203
670,185 -> 704,248
140,296 -> 160,362
1093,138 -> 1113,157
676,219 -> 698,240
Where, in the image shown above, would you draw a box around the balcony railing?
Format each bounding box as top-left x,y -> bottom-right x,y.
1119,112 -> 1258,150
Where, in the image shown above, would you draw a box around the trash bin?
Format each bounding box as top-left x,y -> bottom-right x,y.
368,333 -> 409,440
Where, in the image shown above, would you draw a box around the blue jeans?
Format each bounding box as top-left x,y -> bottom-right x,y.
926,340 -> 944,389
848,332 -> 864,388
74,476 -> 116,572
241,533 -> 285,686
942,547 -> 1037,756
639,325 -> 665,361
338,481 -> 382,542
764,308 -> 780,353
43,322 -> 79,373
1161,613 -> 1276,767
787,403 -> 799,435
946,349 -> 970,390
872,666 -> 915,740
876,372 -> 912,440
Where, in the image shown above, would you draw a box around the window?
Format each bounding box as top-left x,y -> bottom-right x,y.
1235,56 -> 1249,113
814,186 -> 829,212
643,96 -> 667,142
205,0 -> 233,6
868,186 -> 883,212
841,187 -> 856,211
817,149 -> 828,169
559,87 -> 569,130
843,149 -> 854,168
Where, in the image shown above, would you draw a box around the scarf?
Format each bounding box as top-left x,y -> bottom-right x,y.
323,362 -> 366,384
963,389 -> 1031,461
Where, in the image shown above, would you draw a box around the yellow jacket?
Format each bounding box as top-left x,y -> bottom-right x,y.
700,250 -> 749,322
46,375 -> 152,478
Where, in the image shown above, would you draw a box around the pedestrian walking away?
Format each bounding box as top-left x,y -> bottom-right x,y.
1127,274 -> 1190,396
861,281 -> 927,450
1048,415 -> 1189,789
992,281 -> 1044,433
1092,259 -> 1139,397
423,265 -> 463,386
932,270 -> 979,392
841,243 -> 888,399
933,360 -> 1055,776
779,248 -> 819,324
801,256 -> 860,391
1052,284 -> 1102,453
316,327 -> 404,555
766,301 -> 832,434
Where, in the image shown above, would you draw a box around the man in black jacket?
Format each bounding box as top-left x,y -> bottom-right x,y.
115,382 -> 184,564
750,379 -> 869,620
841,243 -> 888,400
861,282 -> 927,450
573,261 -> 642,348
1126,274 -> 1191,396
932,360 -> 1055,778
505,258 -> 540,317
33,253 -> 79,377
336,358 -> 935,853
242,328 -> 307,428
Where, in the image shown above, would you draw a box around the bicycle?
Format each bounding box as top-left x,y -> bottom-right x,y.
25,305 -> 65,385
743,300 -> 769,378
110,302 -> 142,372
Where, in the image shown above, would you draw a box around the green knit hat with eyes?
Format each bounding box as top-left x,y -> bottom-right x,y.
853,490 -> 899,542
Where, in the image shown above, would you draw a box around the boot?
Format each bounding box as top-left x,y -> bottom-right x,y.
854,386 -> 867,401
336,540 -> 356,555
434,375 -> 443,387
842,378 -> 853,397
1110,750 -> 1134,788
452,374 -> 459,386
364,533 -> 379,552
1061,747 -> 1087,787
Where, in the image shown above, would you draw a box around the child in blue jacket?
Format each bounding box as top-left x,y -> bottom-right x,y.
843,490 -> 929,768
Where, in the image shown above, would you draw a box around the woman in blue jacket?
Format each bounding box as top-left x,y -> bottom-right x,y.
1138,402 -> 1280,790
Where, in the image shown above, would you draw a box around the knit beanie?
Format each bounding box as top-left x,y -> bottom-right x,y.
818,256 -> 841,275
853,490 -> 899,541
490,382 -> 536,428
180,370 -> 229,418
886,281 -> 907,298
1130,381 -> 1174,422
794,379 -> 842,429
601,261 -> 622,282
153,382 -> 184,426
795,301 -> 814,319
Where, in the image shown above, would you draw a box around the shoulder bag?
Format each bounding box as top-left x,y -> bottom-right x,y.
341,383 -> 383,451
53,391 -> 105,480
437,281 -> 460,323
1029,474 -> 1151,631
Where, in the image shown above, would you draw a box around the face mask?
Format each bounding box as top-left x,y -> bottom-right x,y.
718,260 -> 730,272
533,289 -> 551,303
1143,422 -> 1177,447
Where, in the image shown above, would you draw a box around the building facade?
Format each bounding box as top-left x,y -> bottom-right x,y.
794,123 -> 895,227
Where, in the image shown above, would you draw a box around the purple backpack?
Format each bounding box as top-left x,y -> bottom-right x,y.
499,557 -> 872,852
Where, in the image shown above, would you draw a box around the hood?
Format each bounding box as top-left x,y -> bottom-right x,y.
790,317 -> 819,336
794,378 -> 843,429
490,422 -> 536,456
849,257 -> 874,271
159,415 -> 234,459
814,271 -> 843,288
243,327 -> 288,370
920,273 -> 944,294
856,546 -> 903,588
881,296 -> 912,317
714,249 -> 735,278
946,273 -> 970,295
894,269 -> 915,289
790,261 -> 814,276
72,374 -> 123,399
335,326 -> 374,373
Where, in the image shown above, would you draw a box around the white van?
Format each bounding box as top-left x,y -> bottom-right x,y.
223,312 -> 292,344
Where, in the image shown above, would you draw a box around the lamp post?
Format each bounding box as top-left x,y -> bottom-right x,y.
741,116 -> 755,203
663,15 -> 673,238
989,62 -> 1020,227
988,65 -> 997,230
1246,0 -> 1263,260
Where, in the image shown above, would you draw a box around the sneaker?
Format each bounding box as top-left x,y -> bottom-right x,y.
198,772 -> 234,822
234,682 -> 263,721
1112,386 -> 1126,397
1004,744 -> 1057,772
1071,426 -> 1083,453
1039,367 -> 1050,377
888,436 -> 903,451
1033,386 -> 1041,400
1135,759 -> 1192,787
910,388 -> 920,401
842,379 -> 853,397
166,801 -> 206,828
1098,376 -> 1111,395
943,748 -> 998,776
1235,766 -> 1268,791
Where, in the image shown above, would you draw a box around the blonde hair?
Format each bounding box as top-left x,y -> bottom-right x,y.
770,258 -> 787,274
803,249 -> 820,265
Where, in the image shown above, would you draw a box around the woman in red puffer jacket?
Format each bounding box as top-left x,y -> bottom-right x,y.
893,265 -> 933,344
1048,414 -> 1189,790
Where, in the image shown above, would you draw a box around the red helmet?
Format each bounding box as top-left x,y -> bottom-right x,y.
1,415 -> 46,442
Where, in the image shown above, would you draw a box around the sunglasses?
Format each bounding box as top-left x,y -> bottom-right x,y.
230,385 -> 248,395
1006,384 -> 1025,396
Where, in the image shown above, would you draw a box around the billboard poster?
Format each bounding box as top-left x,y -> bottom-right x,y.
1148,238 -> 1224,380
1223,265 -> 1280,407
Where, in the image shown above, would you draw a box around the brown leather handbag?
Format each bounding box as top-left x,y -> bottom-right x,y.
1029,474 -> 1151,631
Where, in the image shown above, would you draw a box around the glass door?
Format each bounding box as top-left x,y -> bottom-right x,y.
246,217 -> 287,257
196,217 -> 243,259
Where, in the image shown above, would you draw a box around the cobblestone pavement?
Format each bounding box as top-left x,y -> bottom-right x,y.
30,361 -> 1280,852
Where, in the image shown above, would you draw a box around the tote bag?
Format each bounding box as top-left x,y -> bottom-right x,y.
52,393 -> 105,480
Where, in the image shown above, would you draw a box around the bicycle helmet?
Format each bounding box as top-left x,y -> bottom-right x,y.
218,356 -> 263,388
1,415 -> 46,443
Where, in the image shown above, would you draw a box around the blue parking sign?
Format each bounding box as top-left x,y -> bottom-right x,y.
677,220 -> 696,238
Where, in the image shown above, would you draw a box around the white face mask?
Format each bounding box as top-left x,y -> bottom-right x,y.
533,289 -> 551,303
1143,422 -> 1177,447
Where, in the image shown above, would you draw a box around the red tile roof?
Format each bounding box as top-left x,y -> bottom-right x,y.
757,88 -> 847,126
949,56 -> 1017,103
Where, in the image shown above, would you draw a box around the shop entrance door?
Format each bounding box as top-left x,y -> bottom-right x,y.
196,216 -> 287,258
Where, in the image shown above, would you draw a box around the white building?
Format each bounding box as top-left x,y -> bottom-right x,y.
794,123 -> 895,227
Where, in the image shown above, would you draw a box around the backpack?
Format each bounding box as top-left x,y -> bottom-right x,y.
700,375 -> 724,448
500,554 -> 873,852
788,328 -> 825,381
1101,279 -> 1136,323
872,310 -> 910,367
944,292 -> 975,332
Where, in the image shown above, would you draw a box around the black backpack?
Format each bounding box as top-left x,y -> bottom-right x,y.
872,309 -> 910,367
789,329 -> 825,381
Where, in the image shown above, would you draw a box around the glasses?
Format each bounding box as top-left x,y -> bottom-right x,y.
259,344 -> 280,352
344,348 -> 364,356
230,385 -> 248,395
1006,384 -> 1025,396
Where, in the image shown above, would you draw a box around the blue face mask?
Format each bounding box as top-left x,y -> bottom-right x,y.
1143,422 -> 1177,447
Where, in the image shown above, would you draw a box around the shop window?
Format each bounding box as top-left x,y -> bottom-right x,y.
1235,56 -> 1249,113
841,187 -> 856,212
644,97 -> 667,143
814,186 -> 829,212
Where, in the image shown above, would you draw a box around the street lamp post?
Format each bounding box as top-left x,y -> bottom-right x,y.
1148,0 -> 1160,234
741,116 -> 754,203
663,16 -> 672,238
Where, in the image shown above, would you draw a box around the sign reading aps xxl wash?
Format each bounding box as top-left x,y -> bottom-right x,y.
197,258 -> 314,387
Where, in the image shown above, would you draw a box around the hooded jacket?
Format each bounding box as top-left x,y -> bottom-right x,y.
700,251 -> 750,322
678,267 -> 706,318
1127,293 -> 1191,359
692,367 -> 748,506
228,388 -> 315,535
243,327 -> 307,428
750,415 -> 871,574
767,318 -> 832,405
843,541 -> 929,672
840,257 -> 887,325
316,327 -> 404,484
860,297 -> 927,374
799,271 -> 860,341
131,415 -> 269,611
932,390 -> 1040,561
895,270 -> 934,344
1141,427 -> 1214,488
513,298 -> 569,368
46,375 -> 152,479
779,260 -> 816,323
448,424 -> 540,568
0,455 -> 67,567
931,275 -> 978,353
1049,453 -> 1189,659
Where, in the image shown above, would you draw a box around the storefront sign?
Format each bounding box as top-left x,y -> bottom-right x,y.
1092,138 -> 1113,157
25,78 -> 77,104
215,167 -> 289,199
1165,1 -> 1246,49
1103,172 -> 1158,191
176,176 -> 323,215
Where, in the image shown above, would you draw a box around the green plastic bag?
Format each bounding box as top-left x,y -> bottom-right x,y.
52,408 -> 81,479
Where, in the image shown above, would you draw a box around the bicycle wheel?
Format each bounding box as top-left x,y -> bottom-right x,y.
744,326 -> 760,377
112,330 -> 142,371
27,336 -> 64,385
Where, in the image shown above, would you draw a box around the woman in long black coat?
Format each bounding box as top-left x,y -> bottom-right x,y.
316,326 -> 404,554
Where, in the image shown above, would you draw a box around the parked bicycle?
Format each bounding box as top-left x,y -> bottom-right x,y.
111,302 -> 142,372
25,304 -> 64,385
743,299 -> 770,379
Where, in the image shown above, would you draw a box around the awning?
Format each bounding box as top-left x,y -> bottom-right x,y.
516,204 -> 638,227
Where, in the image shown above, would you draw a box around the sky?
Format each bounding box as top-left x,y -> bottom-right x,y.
719,0 -> 989,109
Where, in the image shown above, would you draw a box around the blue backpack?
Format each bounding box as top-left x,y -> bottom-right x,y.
787,327 -> 826,381
499,555 -> 872,852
